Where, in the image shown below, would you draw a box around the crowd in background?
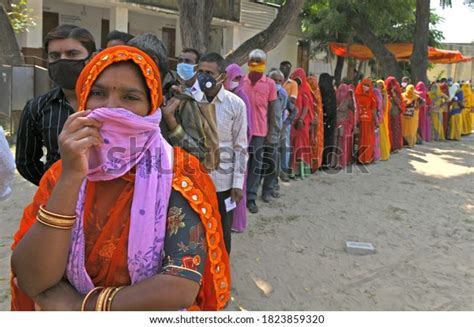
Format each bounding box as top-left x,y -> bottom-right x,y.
1,24 -> 473,311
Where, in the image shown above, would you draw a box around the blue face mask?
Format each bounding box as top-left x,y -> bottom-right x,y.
177,63 -> 197,81
276,84 -> 283,93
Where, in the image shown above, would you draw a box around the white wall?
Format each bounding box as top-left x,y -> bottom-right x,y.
43,0 -> 108,49
128,11 -> 176,38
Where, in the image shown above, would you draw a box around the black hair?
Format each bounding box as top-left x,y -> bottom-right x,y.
199,52 -> 227,73
106,30 -> 134,44
181,48 -> 201,63
44,24 -> 96,55
280,60 -> 292,67
127,33 -> 169,76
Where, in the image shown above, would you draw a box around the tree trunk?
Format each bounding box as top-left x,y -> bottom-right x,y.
176,0 -> 214,54
410,0 -> 430,84
334,55 -> 344,86
350,17 -> 402,80
0,4 -> 24,66
225,0 -> 305,65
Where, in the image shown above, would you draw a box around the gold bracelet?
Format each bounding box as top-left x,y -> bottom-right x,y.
81,287 -> 104,311
38,211 -> 76,228
96,287 -> 114,311
39,205 -> 76,220
105,286 -> 125,311
36,215 -> 74,230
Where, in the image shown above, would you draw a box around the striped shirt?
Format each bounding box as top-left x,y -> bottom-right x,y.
193,86 -> 248,192
16,87 -> 74,185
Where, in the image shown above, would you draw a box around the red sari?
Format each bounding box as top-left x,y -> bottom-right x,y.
290,69 -> 313,171
385,77 -> 405,152
355,80 -> 376,164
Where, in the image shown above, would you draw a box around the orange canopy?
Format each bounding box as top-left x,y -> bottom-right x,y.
329,42 -> 472,64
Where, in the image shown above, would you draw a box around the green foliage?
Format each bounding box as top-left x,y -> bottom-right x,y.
302,0 -> 445,52
7,0 -> 36,33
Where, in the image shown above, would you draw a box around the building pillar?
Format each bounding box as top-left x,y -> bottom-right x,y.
175,16 -> 182,55
110,6 -> 128,32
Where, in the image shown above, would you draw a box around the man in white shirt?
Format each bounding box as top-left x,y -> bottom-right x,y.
192,52 -> 248,254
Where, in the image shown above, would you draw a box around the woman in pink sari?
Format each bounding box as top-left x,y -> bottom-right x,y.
415,81 -> 432,142
334,83 -> 356,168
224,64 -> 253,233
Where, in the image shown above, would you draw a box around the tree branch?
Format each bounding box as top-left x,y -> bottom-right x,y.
225,0 -> 305,65
350,15 -> 402,80
177,0 -> 214,54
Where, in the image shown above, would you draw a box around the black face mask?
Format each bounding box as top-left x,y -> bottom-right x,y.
48,58 -> 88,90
197,72 -> 223,93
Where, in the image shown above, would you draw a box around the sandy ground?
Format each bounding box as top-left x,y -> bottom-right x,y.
1,135 -> 473,311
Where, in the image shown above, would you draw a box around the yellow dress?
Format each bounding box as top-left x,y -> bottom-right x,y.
428,84 -> 447,141
461,83 -> 473,134
377,80 -> 390,160
402,86 -> 420,148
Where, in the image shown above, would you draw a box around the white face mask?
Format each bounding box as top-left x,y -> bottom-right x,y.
229,81 -> 240,90
401,82 -> 407,88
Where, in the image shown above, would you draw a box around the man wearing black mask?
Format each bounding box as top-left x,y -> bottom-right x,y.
187,52 -> 248,255
16,24 -> 96,185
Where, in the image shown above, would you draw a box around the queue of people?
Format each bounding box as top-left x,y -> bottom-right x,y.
8,24 -> 474,312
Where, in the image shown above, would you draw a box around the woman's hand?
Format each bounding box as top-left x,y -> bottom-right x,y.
295,118 -> 305,130
59,110 -> 103,182
32,280 -> 83,311
162,98 -> 181,131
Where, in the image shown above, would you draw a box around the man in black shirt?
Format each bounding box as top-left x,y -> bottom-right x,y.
16,25 -> 96,185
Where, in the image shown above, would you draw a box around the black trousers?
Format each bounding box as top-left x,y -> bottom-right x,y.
216,189 -> 233,254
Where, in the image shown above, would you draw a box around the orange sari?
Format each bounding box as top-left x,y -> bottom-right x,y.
307,76 -> 324,171
10,46 -> 230,311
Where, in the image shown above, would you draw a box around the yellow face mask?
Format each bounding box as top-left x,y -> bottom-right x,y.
248,61 -> 266,73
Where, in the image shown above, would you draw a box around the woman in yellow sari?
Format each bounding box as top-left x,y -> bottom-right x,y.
461,82 -> 473,135
376,80 -> 391,160
428,83 -> 448,141
402,85 -> 422,148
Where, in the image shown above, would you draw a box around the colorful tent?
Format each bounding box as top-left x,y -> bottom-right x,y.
329,42 -> 472,64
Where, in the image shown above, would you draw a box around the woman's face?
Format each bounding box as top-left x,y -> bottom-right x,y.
86,62 -> 151,117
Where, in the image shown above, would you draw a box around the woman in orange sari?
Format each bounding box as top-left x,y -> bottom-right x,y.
306,76 -> 324,172
354,79 -> 376,164
10,46 -> 230,311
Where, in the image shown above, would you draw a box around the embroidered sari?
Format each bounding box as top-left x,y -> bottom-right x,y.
10,46 -> 230,311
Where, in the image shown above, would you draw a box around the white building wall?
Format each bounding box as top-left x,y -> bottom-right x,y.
43,0 -> 108,49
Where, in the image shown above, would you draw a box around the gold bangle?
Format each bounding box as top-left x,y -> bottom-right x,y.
38,211 -> 76,228
36,215 -> 74,230
39,205 -> 76,220
81,287 -> 104,311
105,286 -> 125,311
96,287 -> 114,311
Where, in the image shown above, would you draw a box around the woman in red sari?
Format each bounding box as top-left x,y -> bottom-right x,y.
306,76 -> 324,172
10,46 -> 230,311
354,79 -> 376,164
385,76 -> 405,152
290,68 -> 313,178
